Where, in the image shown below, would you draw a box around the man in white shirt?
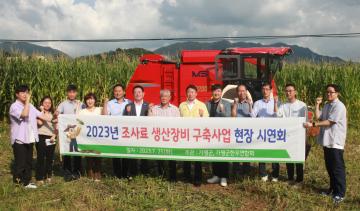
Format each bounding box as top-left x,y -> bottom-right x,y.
276,83 -> 308,185
251,82 -> 279,182
304,84 -> 347,204
123,85 -> 150,178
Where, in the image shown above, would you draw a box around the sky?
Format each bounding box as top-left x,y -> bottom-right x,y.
1,0 -> 360,60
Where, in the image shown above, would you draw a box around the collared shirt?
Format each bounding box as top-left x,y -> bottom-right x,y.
236,99 -> 251,117
9,100 -> 42,145
187,100 -> 195,110
179,99 -> 209,117
57,99 -> 84,114
151,104 -> 180,117
277,99 -> 307,119
134,101 -> 143,117
318,99 -> 347,149
251,98 -> 277,118
106,98 -> 130,116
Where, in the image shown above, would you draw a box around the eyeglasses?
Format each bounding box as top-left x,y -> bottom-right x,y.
285,90 -> 295,93
326,91 -> 337,94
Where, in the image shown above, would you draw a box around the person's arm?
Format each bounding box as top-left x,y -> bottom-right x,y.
148,103 -> 154,116
231,99 -> 238,117
273,96 -> 279,115
315,97 -> 322,120
19,93 -> 31,118
102,98 -> 109,115
250,101 -> 258,117
201,104 -> 210,117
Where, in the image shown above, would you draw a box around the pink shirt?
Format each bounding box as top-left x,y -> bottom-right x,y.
9,100 -> 42,145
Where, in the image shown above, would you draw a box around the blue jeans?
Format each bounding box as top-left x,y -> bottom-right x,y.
70,139 -> 79,152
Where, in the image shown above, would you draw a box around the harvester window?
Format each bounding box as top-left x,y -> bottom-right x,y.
243,57 -> 266,80
223,59 -> 238,78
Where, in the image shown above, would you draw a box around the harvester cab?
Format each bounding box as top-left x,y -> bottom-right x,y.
216,47 -> 292,103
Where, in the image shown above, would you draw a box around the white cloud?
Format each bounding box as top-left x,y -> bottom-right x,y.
0,0 -> 360,60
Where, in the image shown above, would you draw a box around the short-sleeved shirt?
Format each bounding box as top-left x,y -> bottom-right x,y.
9,100 -> 42,145
277,100 -> 307,119
251,98 -> 277,118
106,98 -> 130,116
318,99 -> 347,149
151,104 -> 180,117
79,107 -> 102,115
57,99 -> 84,114
236,100 -> 251,117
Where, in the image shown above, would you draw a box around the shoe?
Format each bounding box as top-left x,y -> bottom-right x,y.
271,178 -> 278,182
321,189 -> 333,196
24,183 -> 37,189
194,181 -> 201,187
220,178 -> 228,187
94,179 -> 101,182
260,175 -> 268,182
37,180 -> 45,186
207,176 -> 220,184
333,195 -> 344,204
46,178 -> 52,183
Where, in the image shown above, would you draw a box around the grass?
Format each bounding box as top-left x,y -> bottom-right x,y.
0,122 -> 359,210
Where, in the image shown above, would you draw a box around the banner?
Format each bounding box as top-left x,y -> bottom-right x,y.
58,115 -> 306,163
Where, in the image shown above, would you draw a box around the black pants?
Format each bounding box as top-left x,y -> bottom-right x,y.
157,160 -> 177,180
122,159 -> 149,177
112,158 -> 122,178
286,163 -> 303,182
324,147 -> 346,197
183,161 -> 202,183
63,155 -> 82,176
12,142 -> 33,186
259,163 -> 279,178
212,162 -> 229,178
286,144 -> 312,182
35,135 -> 56,180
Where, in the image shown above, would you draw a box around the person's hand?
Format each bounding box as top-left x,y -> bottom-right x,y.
219,103 -> 224,112
26,92 -> 32,104
274,96 -> 279,105
316,97 -> 323,106
199,109 -> 204,117
303,122 -> 312,128
148,103 -> 154,114
126,105 -> 131,113
103,97 -> 109,105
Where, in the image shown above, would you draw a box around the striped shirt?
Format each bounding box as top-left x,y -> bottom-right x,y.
151,104 -> 180,117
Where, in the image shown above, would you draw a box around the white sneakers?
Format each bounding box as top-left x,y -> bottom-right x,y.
271,178 -> 279,182
24,183 -> 37,189
261,175 -> 268,182
261,176 -> 279,182
207,176 -> 227,187
220,178 -> 228,187
207,176 -> 220,184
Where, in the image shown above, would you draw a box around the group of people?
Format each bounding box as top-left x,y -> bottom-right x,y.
9,81 -> 347,204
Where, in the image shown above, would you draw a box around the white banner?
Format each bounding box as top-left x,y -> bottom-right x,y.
58,115 -> 306,162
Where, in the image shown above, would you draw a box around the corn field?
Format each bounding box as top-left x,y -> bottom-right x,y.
0,53 -> 138,120
0,54 -> 359,127
276,61 -> 360,128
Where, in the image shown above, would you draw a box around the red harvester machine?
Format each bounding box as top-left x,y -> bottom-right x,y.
125,47 -> 293,105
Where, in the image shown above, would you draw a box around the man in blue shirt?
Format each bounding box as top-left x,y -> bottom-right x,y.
103,84 -> 130,178
251,82 -> 279,182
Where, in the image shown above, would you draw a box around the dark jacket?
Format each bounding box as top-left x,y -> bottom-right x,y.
206,99 -> 231,117
123,101 -> 149,116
